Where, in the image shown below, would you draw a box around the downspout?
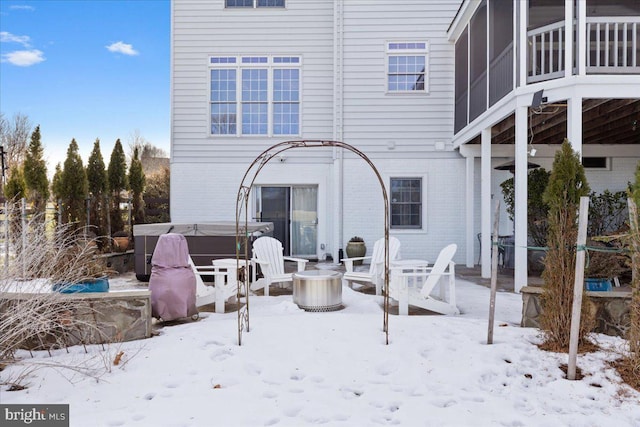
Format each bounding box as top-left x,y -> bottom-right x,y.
333,0 -> 345,261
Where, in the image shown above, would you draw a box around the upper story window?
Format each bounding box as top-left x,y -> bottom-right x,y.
209,56 -> 301,136
386,42 -> 429,93
390,177 -> 423,229
226,0 -> 284,7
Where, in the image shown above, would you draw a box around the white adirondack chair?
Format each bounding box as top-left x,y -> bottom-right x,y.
189,258 -> 238,313
250,236 -> 308,296
389,243 -> 459,315
341,236 -> 401,295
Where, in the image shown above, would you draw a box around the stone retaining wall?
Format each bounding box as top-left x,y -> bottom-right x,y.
521,286 -> 632,337
1,290 -> 152,349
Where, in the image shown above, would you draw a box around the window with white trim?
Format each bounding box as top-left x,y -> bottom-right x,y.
390,177 -> 422,229
209,56 -> 300,136
386,42 -> 428,93
225,0 -> 284,8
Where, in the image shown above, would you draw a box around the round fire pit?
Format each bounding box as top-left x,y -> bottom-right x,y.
292,270 -> 342,312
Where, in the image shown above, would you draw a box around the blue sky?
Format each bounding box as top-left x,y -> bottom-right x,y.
0,0 -> 170,172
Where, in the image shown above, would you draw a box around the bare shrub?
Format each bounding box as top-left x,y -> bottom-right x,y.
627,199 -> 639,362
0,205 -> 112,362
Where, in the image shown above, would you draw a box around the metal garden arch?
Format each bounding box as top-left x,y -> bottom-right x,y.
235,140 -> 391,345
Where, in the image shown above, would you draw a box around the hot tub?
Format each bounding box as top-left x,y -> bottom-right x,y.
133,221 -> 272,281
292,270 -> 342,312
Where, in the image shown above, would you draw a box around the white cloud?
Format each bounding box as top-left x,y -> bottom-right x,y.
1,49 -> 45,66
106,41 -> 139,56
0,31 -> 31,47
10,5 -> 35,11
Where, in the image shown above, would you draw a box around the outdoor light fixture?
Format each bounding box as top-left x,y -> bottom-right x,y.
531,89 -> 547,108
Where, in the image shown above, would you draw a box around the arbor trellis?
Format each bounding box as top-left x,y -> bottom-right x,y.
235,140 -> 391,345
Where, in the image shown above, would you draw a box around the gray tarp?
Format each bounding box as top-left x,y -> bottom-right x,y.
149,233 -> 197,321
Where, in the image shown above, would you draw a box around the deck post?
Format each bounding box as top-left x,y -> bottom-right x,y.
481,127 -> 492,278
514,106 -> 528,293
465,155 -> 475,268
576,0 -> 586,75
567,96 -> 583,158
564,0 -> 574,78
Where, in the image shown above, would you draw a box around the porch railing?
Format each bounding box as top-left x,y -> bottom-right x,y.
527,16 -> 640,83
489,42 -> 513,106
586,17 -> 640,73
527,20 -> 566,83
469,72 -> 487,122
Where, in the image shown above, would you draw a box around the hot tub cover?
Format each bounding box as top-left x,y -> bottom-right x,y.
133,221 -> 273,237
149,233 -> 197,321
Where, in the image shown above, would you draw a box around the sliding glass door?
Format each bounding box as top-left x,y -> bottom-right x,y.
255,185 -> 317,257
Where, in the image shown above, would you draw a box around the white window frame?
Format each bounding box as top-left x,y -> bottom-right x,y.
385,41 -> 429,94
387,175 -> 427,231
209,55 -> 302,137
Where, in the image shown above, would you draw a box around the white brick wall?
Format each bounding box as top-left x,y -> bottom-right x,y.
342,155 -> 468,264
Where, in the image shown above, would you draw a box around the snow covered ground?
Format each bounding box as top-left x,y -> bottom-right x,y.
1,277 -> 638,427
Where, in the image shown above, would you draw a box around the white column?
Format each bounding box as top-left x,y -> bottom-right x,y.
513,0 -> 518,88
481,127 -> 492,278
576,0 -> 586,75
465,156 -> 475,268
514,106 -> 528,292
565,0 -> 574,78
519,0 -> 528,87
567,95 -> 583,157
333,0 -> 344,261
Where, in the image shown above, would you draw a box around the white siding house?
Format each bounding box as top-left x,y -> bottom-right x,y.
171,0 -> 639,286
171,0 -> 464,264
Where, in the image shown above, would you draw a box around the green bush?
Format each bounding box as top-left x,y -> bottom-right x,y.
540,140 -> 594,350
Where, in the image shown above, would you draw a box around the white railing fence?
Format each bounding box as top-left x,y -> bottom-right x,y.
586,17 -> 640,72
527,16 -> 639,83
527,20 -> 566,83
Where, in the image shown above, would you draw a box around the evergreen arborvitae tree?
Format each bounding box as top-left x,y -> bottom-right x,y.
629,161 -> 640,358
60,139 -> 88,225
23,125 -> 49,217
51,162 -> 64,226
107,139 -> 128,233
129,146 -> 146,225
4,165 -> 26,201
51,163 -> 63,202
540,140 -> 593,350
633,161 -> 640,212
144,166 -> 170,223
86,139 -> 109,239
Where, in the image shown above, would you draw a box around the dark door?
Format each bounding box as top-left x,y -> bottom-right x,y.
259,187 -> 291,255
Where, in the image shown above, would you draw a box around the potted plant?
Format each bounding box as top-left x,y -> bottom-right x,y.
112,230 -> 130,252
346,236 -> 366,265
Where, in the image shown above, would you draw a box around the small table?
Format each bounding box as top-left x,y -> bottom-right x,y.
389,260 -> 429,316
390,259 -> 430,284
292,270 -> 342,312
206,258 -> 245,313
